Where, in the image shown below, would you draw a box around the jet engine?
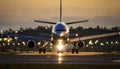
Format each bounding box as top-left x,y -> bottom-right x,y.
72,40 -> 85,54
75,40 -> 85,49
27,40 -> 36,48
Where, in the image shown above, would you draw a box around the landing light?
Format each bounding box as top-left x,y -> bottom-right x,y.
57,44 -> 64,51
60,34 -> 63,37
58,56 -> 63,64
75,34 -> 78,37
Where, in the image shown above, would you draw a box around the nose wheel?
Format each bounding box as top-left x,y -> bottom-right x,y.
57,50 -> 63,54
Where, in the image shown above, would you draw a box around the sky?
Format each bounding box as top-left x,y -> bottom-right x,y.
0,0 -> 120,30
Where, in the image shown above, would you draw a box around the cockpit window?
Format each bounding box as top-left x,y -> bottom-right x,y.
55,23 -> 67,32
56,29 -> 66,31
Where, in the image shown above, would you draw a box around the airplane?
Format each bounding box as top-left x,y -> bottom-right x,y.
0,0 -> 119,54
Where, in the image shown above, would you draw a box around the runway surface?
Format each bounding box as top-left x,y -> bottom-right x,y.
0,52 -> 120,64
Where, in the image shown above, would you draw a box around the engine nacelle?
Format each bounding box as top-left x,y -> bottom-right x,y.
75,40 -> 85,49
27,40 -> 36,48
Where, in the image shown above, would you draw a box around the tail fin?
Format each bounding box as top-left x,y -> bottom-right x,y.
60,0 -> 62,22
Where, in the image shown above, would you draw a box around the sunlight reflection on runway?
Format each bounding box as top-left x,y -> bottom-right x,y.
57,53 -> 63,64
58,56 -> 63,64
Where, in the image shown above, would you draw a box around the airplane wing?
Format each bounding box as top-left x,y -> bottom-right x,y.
0,34 -> 51,41
69,32 -> 119,42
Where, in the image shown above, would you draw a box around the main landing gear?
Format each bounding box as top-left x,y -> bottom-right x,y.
72,48 -> 79,54
39,48 -> 46,54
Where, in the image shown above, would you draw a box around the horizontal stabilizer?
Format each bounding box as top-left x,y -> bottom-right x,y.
66,20 -> 89,25
34,20 -> 56,24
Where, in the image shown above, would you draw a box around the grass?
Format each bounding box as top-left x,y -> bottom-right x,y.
0,64 -> 120,69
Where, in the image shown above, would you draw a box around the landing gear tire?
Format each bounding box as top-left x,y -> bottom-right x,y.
76,49 -> 78,54
43,48 -> 46,54
39,48 -> 46,54
39,48 -> 42,54
72,49 -> 74,54
72,49 -> 79,54
57,50 -> 63,54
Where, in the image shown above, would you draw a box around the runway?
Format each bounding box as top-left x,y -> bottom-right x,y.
0,52 -> 120,64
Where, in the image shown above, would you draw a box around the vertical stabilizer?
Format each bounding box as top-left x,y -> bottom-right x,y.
60,0 -> 62,22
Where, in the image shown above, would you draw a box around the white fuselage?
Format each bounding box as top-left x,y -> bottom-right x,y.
51,22 -> 69,50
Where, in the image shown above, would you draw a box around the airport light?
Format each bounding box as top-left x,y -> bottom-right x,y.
45,26 -> 48,30
50,46 -> 53,49
0,30 -> 3,34
86,45 -> 89,47
14,37 -> 18,40
95,40 -> 99,44
0,38 -> 2,41
91,47 -> 93,49
15,30 -> 18,33
89,40 -> 93,45
75,34 -> 78,37
115,41 -> 119,44
18,43 -> 20,46
7,43 -> 10,46
3,38 -> 8,41
100,43 -> 104,46
7,39 -> 11,42
119,32 -> 120,35
3,43 -> 5,46
13,43 -> 15,46
111,42 -> 114,44
106,42 -> 109,44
